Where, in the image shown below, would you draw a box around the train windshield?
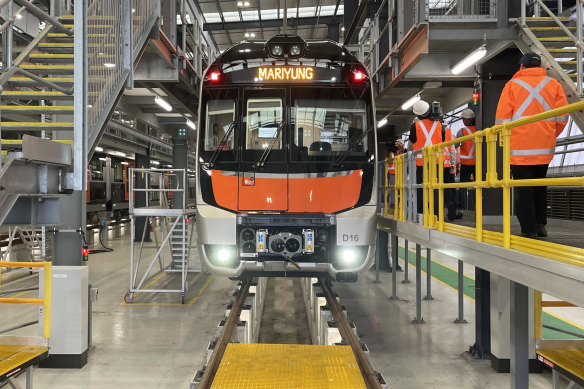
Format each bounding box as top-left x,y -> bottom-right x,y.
205,99 -> 235,151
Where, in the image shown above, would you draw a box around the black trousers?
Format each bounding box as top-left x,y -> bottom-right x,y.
459,164 -> 475,210
510,164 -> 548,234
415,165 -> 456,215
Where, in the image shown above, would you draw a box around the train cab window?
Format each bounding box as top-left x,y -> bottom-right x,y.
245,99 -> 283,150
293,98 -> 368,158
205,100 -> 235,151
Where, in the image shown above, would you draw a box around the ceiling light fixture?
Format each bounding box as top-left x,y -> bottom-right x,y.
401,94 -> 421,110
95,146 -> 103,152
154,96 -> 172,112
151,160 -> 160,166
186,120 -> 196,130
451,45 -> 487,75
116,151 -> 126,157
377,118 -> 388,128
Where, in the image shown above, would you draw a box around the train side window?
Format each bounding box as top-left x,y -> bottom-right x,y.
245,99 -> 283,150
205,100 -> 235,151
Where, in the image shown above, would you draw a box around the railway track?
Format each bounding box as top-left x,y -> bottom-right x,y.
192,277 -> 385,388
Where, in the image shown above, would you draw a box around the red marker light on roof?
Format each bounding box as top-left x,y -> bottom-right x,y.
210,71 -> 220,82
354,71 -> 365,81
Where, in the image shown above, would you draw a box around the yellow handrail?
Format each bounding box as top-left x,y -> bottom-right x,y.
390,98 -> 584,267
0,261 -> 52,338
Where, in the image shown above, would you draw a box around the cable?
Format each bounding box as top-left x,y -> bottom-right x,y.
89,224 -> 114,254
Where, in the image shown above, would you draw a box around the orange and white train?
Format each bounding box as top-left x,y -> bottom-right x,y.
196,35 -> 378,282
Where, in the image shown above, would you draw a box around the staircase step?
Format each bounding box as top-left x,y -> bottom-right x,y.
548,48 -> 578,53
18,64 -> 74,74
29,53 -> 74,63
38,42 -> 75,54
530,26 -> 577,37
7,76 -> 74,86
0,122 -> 74,131
0,91 -> 71,100
1,105 -> 73,114
541,40 -> 578,48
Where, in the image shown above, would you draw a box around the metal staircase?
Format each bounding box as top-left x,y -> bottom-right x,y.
0,1 -> 159,229
515,2 -> 584,132
169,218 -> 202,273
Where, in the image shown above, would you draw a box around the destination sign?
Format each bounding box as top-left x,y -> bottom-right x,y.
258,67 -> 313,81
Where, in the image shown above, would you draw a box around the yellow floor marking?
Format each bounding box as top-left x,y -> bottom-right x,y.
120,273 -> 214,306
543,309 -> 584,332
9,290 -> 31,298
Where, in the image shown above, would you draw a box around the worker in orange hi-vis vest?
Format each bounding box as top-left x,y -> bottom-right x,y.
385,140 -> 405,208
455,108 -> 477,211
409,99 -> 444,215
443,127 -> 462,221
495,52 -> 568,239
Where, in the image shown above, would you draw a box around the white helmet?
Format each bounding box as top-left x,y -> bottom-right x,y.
460,108 -> 475,119
412,100 -> 430,116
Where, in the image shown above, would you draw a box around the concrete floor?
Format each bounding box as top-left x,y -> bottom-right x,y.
2,232 -> 559,388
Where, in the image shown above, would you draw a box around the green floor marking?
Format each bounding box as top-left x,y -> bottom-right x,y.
396,246 -> 584,340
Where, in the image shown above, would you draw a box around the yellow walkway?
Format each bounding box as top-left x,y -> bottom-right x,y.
212,343 -> 366,388
0,345 -> 48,380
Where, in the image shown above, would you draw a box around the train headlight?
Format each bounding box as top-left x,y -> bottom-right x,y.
289,44 -> 301,56
334,246 -> 367,269
271,45 -> 283,56
205,245 -> 239,268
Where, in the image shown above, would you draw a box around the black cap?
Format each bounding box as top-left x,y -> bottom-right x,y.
520,53 -> 541,68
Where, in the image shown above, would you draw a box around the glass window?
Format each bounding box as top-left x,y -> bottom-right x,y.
293,99 -> 367,155
245,98 -> 283,150
205,100 -> 235,151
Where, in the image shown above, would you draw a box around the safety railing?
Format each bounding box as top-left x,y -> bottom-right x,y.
0,261 -> 52,339
426,0 -> 496,20
85,0 -> 159,154
385,99 -> 584,267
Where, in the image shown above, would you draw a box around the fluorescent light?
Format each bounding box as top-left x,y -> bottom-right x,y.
451,46 -> 487,75
154,96 -> 172,112
401,94 -> 421,110
186,120 -> 196,130
121,161 -> 129,165
151,160 -> 160,165
341,26 -> 345,31
16,13 -> 22,19
116,151 -> 126,157
95,146 -> 103,152
99,157 -> 106,161
377,118 -> 388,128
104,63 -> 116,68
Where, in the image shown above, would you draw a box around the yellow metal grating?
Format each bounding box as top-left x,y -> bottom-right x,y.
0,345 -> 48,377
211,343 -> 366,388
538,349 -> 584,380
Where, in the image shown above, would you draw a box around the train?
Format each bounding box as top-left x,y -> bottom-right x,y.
195,34 -> 378,282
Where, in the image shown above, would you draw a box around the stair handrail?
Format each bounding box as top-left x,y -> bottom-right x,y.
11,0 -> 72,35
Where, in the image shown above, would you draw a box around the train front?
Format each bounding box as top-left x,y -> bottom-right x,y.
196,35 -> 377,282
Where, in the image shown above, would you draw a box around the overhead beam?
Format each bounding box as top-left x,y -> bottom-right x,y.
204,15 -> 342,31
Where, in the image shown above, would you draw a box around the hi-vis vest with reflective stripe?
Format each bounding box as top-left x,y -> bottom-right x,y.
443,128 -> 453,168
413,119 -> 443,166
387,152 -> 395,174
495,67 -> 568,165
459,126 -> 476,166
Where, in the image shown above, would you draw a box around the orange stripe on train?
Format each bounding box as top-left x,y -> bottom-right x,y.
210,170 -> 363,213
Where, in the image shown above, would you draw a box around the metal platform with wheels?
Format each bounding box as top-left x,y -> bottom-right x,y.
125,168 -> 198,304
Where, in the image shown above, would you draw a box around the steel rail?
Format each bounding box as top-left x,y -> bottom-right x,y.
198,279 -> 252,389
319,278 -> 381,389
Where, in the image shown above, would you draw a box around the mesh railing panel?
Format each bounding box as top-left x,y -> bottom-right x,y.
427,0 -> 496,19
87,1 -> 125,132
87,0 -> 155,135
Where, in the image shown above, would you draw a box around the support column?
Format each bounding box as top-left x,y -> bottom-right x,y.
134,153 -> 151,242
510,281 -> 529,389
491,274 -> 539,373
470,268 -> 490,358
327,24 -> 339,43
171,129 -> 188,209
343,0 -> 358,42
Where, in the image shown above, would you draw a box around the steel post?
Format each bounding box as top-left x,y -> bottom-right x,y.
412,243 -> 424,323
510,281 -> 529,389
521,0 -> 526,25
455,260 -> 467,323
577,1 -> 583,96
5,0 -> 13,69
424,247 -> 433,300
374,230 -> 381,283
390,233 -> 398,300
402,239 -> 410,283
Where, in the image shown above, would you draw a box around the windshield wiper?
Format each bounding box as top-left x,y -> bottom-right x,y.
205,121 -> 237,169
334,124 -> 374,166
255,121 -> 286,168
